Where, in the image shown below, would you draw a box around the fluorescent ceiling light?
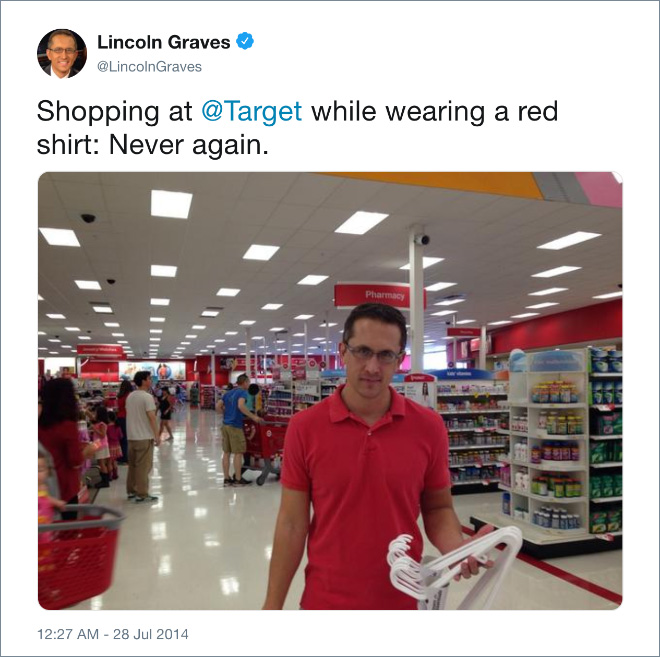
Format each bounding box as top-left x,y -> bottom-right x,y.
217,288 -> 240,297
320,322 -> 338,327
75,280 -> 101,290
150,337 -> 161,342
151,265 -> 178,278
238,342 -> 247,346
150,317 -> 165,323
65,327 -> 80,332
298,275 -> 328,286
431,310 -> 458,317
38,331 -> 46,335
526,302 -> 559,309
293,333 -> 305,337
262,304 -> 283,310
117,340 -> 128,344
49,351 -> 59,355
243,244 -> 280,261
38,347 -> 47,351
150,329 -> 163,334
434,299 -> 465,306
39,227 -> 80,247
334,211 -> 389,235
511,313 -> 540,319
105,322 -> 120,327
201,309 -> 220,317
111,333 -> 125,337
537,231 -> 601,250
181,341 -> 191,345
292,350 -> 301,354
252,336 -> 264,340
151,298 -> 170,306
400,257 -> 444,270
46,313 -> 66,320
206,345 -> 215,348
151,190 -> 193,219
529,288 -> 568,296
488,321 -> 512,326
48,339 -> 61,343
225,331 -> 238,336
270,327 -> 285,332
593,291 -> 623,299
532,266 -> 581,278
199,349 -> 209,353
228,348 -> 237,351
295,314 -> 314,320
214,339 -> 225,343
93,305 -> 113,314
78,336 -> 91,340
239,321 -> 255,326
185,335 -> 198,339
425,282 -> 456,292
38,294 -> 44,301
292,343 -> 303,347
192,325 -> 206,330
313,337 -> 325,341
455,319 -> 476,325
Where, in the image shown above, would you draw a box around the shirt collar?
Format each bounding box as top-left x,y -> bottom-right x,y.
328,384 -> 406,423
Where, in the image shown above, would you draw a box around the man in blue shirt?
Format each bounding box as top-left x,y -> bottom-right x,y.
217,374 -> 263,487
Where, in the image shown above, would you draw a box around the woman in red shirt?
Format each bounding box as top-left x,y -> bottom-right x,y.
116,379 -> 133,463
38,379 -> 96,518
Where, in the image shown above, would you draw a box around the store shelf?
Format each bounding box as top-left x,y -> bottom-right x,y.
591,404 -> 623,410
590,373 -> 622,378
591,496 -> 623,503
526,403 -> 587,409
452,479 -> 500,486
526,492 -> 587,504
510,430 -> 529,437
534,431 -> 587,441
590,462 -> 623,469
512,460 -> 530,467
594,531 -> 623,541
436,392 -> 508,397
498,483 -> 511,492
438,409 -> 505,415
530,462 -> 586,472
449,444 -> 508,451
589,435 -> 623,441
496,428 -> 511,435
449,462 -> 506,468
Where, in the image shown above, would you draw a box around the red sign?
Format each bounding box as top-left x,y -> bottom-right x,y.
404,373 -> 435,382
447,327 -> 481,338
334,282 -> 426,310
76,344 -> 125,359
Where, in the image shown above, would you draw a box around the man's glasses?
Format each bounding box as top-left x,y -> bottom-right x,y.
344,344 -> 403,364
48,48 -> 77,55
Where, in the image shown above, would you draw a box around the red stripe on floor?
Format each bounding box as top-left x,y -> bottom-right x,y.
461,525 -> 622,606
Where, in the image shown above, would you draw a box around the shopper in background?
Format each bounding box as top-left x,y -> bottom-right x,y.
216,374 -> 263,487
158,389 -> 175,441
106,411 -> 122,481
125,371 -> 160,504
116,380 -> 132,464
38,378 -> 97,520
263,303 -> 493,610
91,406 -> 111,489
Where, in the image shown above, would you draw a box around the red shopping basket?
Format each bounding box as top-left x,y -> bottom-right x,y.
38,504 -> 125,610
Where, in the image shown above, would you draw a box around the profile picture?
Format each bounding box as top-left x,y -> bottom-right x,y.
37,29 -> 86,79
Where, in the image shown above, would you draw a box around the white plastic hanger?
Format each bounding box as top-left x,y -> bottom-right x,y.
388,526 -> 523,610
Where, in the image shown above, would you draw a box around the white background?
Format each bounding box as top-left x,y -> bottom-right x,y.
2,1 -> 658,655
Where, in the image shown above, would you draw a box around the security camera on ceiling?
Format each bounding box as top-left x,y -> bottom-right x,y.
413,234 -> 430,246
81,213 -> 96,224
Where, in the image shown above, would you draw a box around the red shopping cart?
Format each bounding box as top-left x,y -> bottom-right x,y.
38,504 -> 125,610
244,418 -> 288,486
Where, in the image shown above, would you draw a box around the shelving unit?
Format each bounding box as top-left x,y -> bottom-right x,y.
588,353 -> 623,544
434,372 -> 509,493
292,381 -> 321,412
471,348 -> 623,557
200,385 -> 217,410
266,383 -> 293,418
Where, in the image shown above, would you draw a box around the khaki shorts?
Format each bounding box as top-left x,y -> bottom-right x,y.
222,424 -> 247,454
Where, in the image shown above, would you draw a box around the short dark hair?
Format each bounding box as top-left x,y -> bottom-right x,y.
342,303 -> 407,352
38,378 -> 79,427
108,410 -> 117,423
95,405 -> 109,424
48,29 -> 78,50
134,371 -> 151,388
248,383 -> 260,396
236,374 -> 250,386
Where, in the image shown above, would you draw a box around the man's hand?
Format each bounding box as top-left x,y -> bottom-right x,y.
452,524 -> 495,581
154,437 -> 162,447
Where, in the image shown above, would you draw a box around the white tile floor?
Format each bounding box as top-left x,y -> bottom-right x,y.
75,407 -> 622,610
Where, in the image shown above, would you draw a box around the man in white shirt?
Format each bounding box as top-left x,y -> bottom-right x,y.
43,30 -> 80,79
126,371 -> 160,503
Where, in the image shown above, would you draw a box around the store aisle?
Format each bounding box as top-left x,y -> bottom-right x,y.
75,409 -> 621,610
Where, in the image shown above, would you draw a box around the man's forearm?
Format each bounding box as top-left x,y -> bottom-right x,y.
423,507 -> 466,555
263,515 -> 308,609
149,415 -> 159,440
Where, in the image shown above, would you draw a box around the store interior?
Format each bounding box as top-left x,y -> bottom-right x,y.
38,172 -> 622,610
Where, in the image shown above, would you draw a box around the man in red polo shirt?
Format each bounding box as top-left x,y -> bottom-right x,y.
263,303 -> 492,610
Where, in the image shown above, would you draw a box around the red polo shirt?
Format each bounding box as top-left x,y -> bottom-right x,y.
281,385 -> 450,610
